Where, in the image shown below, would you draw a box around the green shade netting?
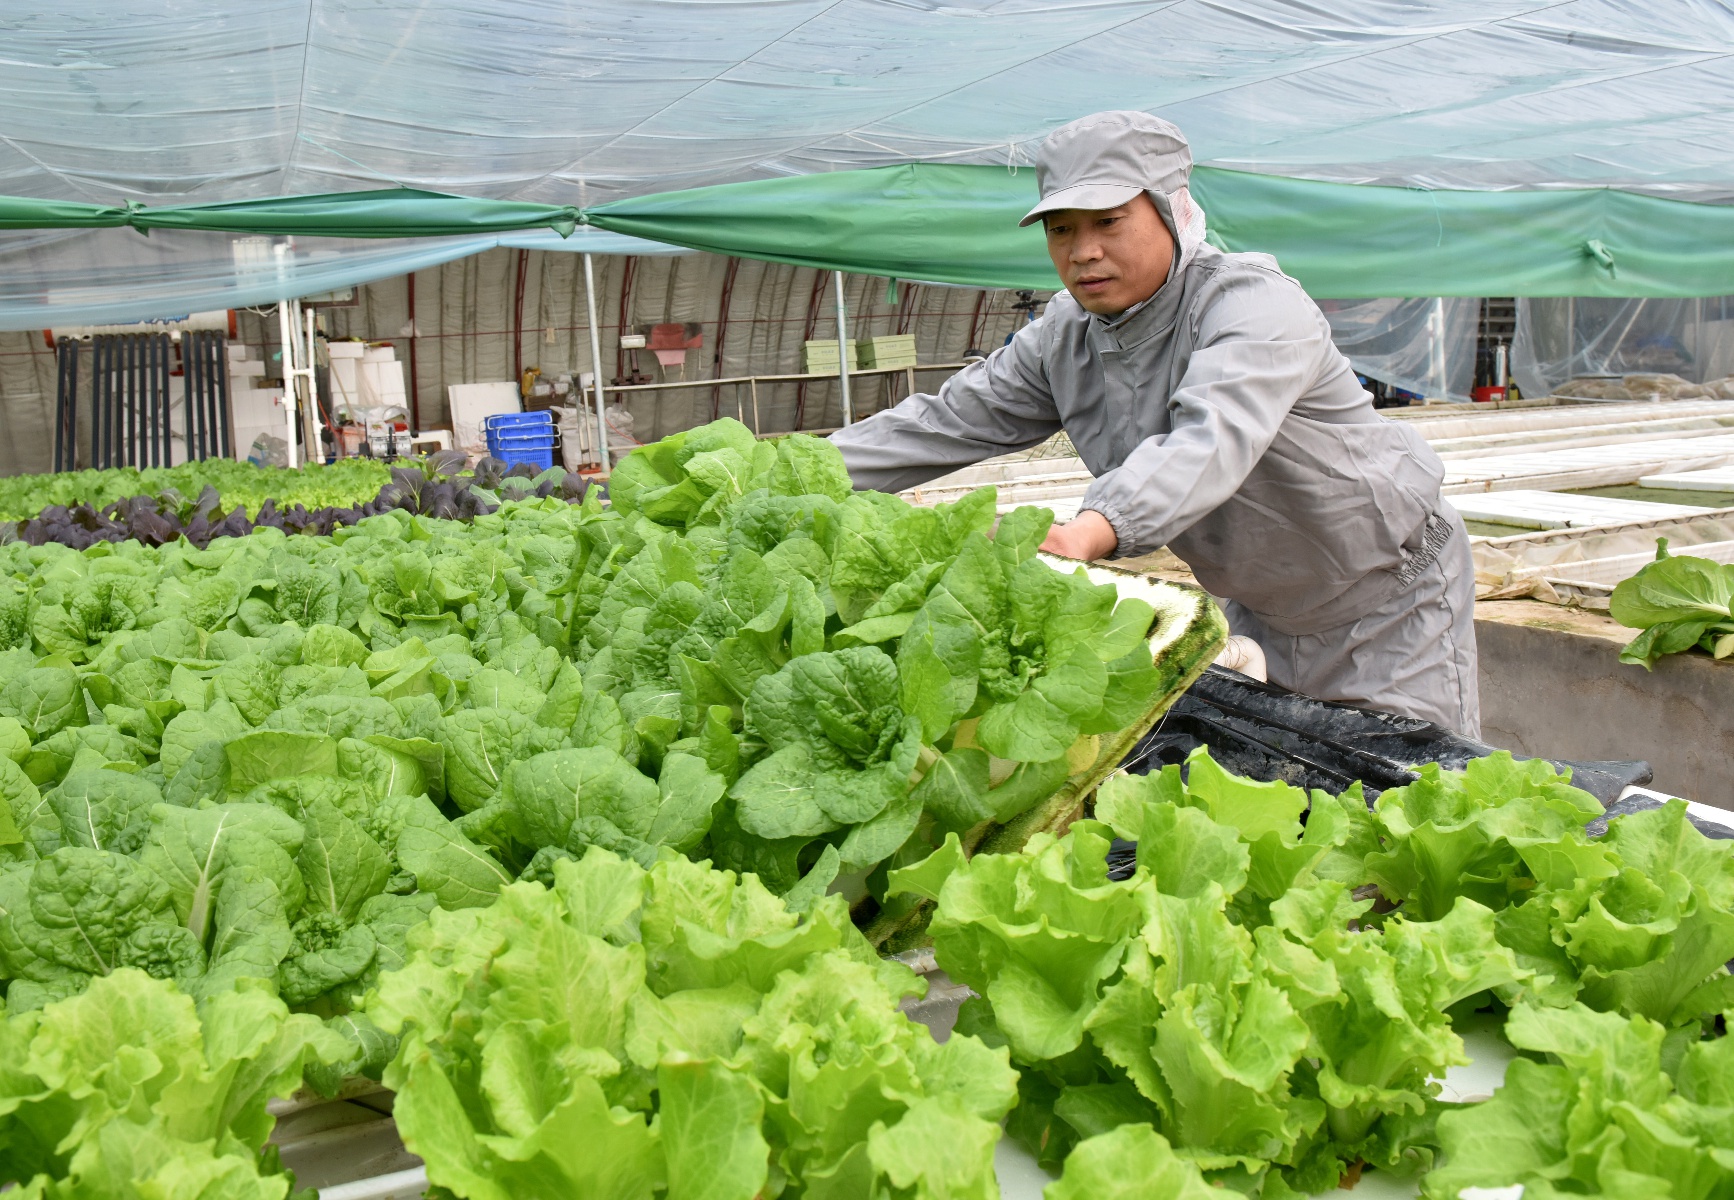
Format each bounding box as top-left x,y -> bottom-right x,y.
0,188 -> 579,239
5,167 -> 1734,310
586,164 -> 1734,299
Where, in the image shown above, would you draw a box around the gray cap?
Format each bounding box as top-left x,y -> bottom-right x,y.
1020,110 -> 1192,227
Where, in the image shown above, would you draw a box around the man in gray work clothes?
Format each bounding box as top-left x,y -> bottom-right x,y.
831,110 -> 1480,735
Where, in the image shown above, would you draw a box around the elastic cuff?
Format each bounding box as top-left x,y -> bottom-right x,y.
1080,502 -> 1138,559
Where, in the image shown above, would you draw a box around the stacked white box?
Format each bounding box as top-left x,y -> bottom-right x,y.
230,386 -> 287,462
324,341 -> 368,419
354,345 -> 407,412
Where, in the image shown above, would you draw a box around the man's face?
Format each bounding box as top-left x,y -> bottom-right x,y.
1043,193 -> 1175,316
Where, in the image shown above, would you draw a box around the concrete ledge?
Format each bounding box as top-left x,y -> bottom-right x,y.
1476,600 -> 1734,811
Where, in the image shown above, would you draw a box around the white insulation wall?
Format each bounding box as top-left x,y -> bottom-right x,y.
0,249 -> 1045,476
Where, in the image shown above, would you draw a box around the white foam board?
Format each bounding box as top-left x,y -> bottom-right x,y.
230,387 -> 284,425
1447,490 -> 1709,530
1443,431 -> 1734,494
1639,466 -> 1734,492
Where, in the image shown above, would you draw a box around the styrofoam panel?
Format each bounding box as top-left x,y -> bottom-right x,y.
1639,466 -> 1734,491
1446,489 -> 1709,531
230,388 -> 284,424
1442,432 -> 1734,494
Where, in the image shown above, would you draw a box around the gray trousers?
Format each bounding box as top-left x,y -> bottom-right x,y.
1220,522 -> 1481,738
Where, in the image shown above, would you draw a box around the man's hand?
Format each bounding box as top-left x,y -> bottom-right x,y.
1039,509 -> 1119,561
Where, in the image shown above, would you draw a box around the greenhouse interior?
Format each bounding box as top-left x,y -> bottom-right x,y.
6,4 -> 1734,1199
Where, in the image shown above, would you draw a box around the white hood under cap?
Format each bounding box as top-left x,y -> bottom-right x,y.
1145,184 -> 1210,276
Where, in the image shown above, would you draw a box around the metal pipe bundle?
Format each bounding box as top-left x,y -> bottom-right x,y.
52,338 -> 78,472
188,331 -> 206,460
94,336 -> 110,469
51,331 -> 231,471
176,331 -> 232,462
155,334 -> 174,466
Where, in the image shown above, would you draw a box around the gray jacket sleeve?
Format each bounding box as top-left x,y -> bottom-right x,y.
828,321 -> 1063,493
1081,269 -> 1330,558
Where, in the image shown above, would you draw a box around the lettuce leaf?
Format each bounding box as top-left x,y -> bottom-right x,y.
370,846 -> 1015,1200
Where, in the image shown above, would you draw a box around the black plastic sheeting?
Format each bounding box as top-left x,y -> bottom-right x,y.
1121,666 -> 1653,804
1105,667 -> 1725,880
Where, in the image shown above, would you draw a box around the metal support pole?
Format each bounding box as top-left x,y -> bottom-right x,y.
1429,298 -> 1447,401
749,377 -> 760,434
1566,297 -> 1575,382
833,270 -> 853,426
582,253 -> 611,472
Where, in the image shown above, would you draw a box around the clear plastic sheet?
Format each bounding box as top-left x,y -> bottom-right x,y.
1473,509 -> 1734,604
1319,298 -> 1479,401
4,6 -> 1734,320
3,2 -> 1733,211
0,227 -> 687,332
1512,297 -> 1734,399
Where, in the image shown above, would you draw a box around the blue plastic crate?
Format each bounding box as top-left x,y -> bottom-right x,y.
482,411 -> 552,434
492,443 -> 555,469
485,431 -> 556,452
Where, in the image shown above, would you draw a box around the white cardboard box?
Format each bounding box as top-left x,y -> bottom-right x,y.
448,382 -> 522,455
326,341 -> 368,359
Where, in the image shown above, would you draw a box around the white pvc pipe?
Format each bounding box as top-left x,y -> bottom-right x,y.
277,300 -> 298,468
312,1166 -> 428,1200
834,269 -> 853,426
303,302 -> 320,457
583,253 -> 611,472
